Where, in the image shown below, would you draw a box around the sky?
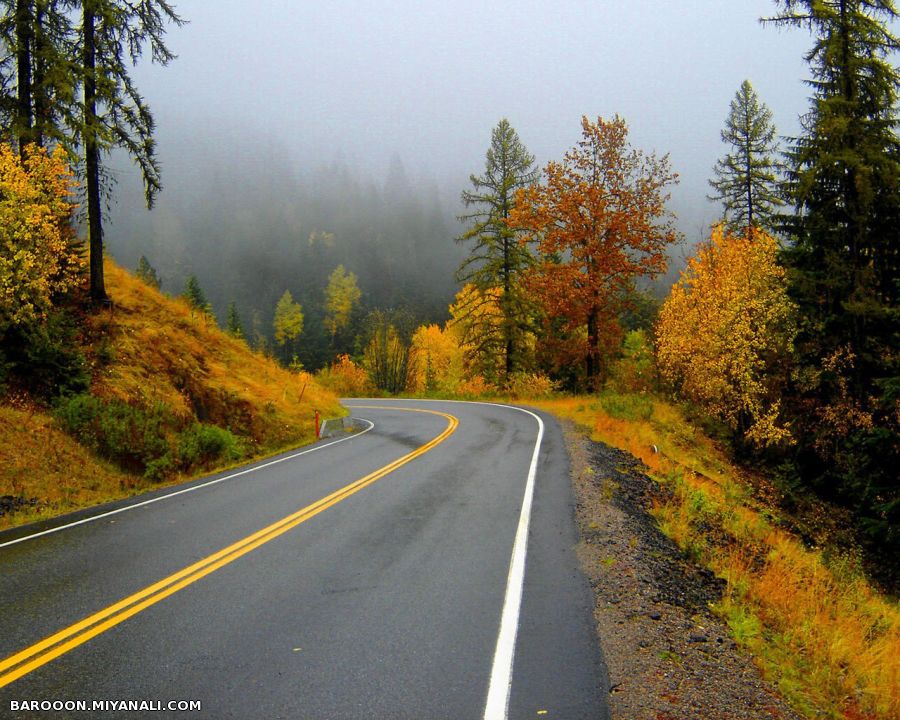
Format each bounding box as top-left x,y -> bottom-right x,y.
119,0 -> 814,243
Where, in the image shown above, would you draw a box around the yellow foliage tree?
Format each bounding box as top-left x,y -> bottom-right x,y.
656,226 -> 797,446
407,323 -> 465,394
0,144 -> 82,331
323,264 -> 361,339
448,284 -> 506,384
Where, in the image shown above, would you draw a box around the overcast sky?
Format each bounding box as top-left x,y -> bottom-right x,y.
122,0 -> 814,240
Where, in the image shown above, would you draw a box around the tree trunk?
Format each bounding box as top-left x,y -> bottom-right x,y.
586,306 -> 599,391
15,0 -> 33,157
83,3 -> 107,304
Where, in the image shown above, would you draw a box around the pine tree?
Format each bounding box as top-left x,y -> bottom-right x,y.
225,301 -> 243,339
78,0 -> 184,303
456,118 -> 538,384
135,255 -> 161,289
708,79 -> 783,233
182,274 -> 213,318
764,0 -> 900,546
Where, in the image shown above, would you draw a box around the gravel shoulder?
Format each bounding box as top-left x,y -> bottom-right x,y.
564,423 -> 804,720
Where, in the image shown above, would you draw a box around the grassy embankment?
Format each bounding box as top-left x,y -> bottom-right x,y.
530,391 -> 898,720
0,259 -> 343,531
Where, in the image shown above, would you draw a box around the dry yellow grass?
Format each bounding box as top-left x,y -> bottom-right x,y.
0,259 -> 343,531
535,393 -> 900,720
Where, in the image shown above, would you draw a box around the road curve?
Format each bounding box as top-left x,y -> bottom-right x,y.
0,399 -> 609,719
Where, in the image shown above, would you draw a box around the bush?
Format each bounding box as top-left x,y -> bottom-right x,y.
505,372 -> 558,399
54,395 -> 169,473
177,423 -> 243,470
607,329 -> 656,393
315,354 -> 373,397
597,389 -> 653,421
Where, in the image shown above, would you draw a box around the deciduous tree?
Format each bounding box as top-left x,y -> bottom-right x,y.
0,142 -> 81,332
273,289 -> 303,351
510,115 -> 679,390
656,226 -> 797,447
323,264 -> 360,341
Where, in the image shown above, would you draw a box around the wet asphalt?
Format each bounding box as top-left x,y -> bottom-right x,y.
0,399 -> 608,719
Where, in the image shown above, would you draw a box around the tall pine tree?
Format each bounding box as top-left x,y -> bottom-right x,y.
764,0 -> 900,547
708,79 -> 783,233
456,118 -> 538,384
78,0 -> 184,303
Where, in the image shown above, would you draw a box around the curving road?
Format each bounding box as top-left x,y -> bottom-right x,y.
0,399 -> 609,719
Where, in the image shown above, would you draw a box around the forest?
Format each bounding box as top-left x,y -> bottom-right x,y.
0,0 -> 897,602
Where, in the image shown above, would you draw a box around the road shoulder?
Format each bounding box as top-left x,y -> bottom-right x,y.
564,423 -> 803,720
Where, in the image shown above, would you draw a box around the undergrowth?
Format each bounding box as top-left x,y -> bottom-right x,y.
534,391 -> 899,720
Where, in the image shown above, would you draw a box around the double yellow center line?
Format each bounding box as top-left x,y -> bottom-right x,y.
0,405 -> 457,689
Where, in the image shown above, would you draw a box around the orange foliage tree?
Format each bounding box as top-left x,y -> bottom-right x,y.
509,116 -> 679,389
0,143 -> 82,332
656,226 -> 797,447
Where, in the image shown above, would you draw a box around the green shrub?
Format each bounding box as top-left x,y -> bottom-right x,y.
597,389 -> 653,421
54,395 -> 170,473
177,423 -> 243,470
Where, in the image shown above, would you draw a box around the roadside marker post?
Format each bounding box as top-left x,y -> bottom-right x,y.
315,410 -> 321,439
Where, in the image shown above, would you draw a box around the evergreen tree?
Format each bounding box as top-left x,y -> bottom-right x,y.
0,0 -> 76,154
78,0 -> 184,303
182,274 -> 213,318
456,118 -> 538,384
764,0 -> 900,546
708,79 -> 783,233
135,255 -> 160,289
225,301 -> 243,339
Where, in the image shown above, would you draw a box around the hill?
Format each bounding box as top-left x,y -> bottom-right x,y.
0,259 -> 343,531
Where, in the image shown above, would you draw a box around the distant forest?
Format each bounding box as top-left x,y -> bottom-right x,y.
108,140 -> 466,371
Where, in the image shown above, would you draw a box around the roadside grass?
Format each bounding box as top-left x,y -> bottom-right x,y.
533,391 -> 900,720
0,259 -> 343,532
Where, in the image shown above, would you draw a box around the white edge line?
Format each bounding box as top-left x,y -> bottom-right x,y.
482,403 -> 544,720
361,397 -> 543,719
0,418 -> 375,550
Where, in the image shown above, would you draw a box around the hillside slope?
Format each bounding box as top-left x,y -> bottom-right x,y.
0,259 -> 343,531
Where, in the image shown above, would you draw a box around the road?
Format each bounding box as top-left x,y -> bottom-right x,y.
0,399 -> 609,719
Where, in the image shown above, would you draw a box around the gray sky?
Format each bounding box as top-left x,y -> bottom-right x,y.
124,0 -> 813,240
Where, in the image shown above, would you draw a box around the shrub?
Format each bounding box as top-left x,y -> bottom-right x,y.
315,354 -> 373,397
505,372 -> 558,399
54,395 -> 169,473
177,423 -> 242,470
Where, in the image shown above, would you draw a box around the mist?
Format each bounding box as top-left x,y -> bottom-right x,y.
102,0 -> 813,366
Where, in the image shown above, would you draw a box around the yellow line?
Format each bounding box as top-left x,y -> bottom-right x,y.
0,406 -> 457,689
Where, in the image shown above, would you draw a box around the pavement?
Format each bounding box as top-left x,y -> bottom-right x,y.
0,399 -> 609,719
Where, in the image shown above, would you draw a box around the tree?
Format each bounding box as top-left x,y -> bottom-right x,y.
656,226 -> 797,447
509,115 -> 680,390
0,142 -> 81,332
182,274 -> 213,318
362,309 -> 409,394
763,0 -> 899,544
77,0 -> 184,303
225,301 -> 243,339
447,283 -> 505,384
135,255 -> 160,289
456,118 -> 538,384
0,0 -> 76,154
408,323 -> 465,394
708,79 -> 783,233
273,289 -> 303,363
323,264 -> 360,342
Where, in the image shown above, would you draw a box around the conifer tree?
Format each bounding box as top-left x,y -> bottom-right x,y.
764,0 -> 899,544
456,118 -> 538,384
135,255 -> 160,289
225,301 -> 243,339
182,274 -> 213,318
708,79 -> 782,233
78,0 -> 184,303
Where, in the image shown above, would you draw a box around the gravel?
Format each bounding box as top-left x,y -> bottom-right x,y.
565,425 -> 804,720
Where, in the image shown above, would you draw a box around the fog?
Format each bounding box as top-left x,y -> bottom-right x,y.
103,0 -> 813,365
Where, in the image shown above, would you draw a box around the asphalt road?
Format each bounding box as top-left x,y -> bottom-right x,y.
0,399 -> 609,719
